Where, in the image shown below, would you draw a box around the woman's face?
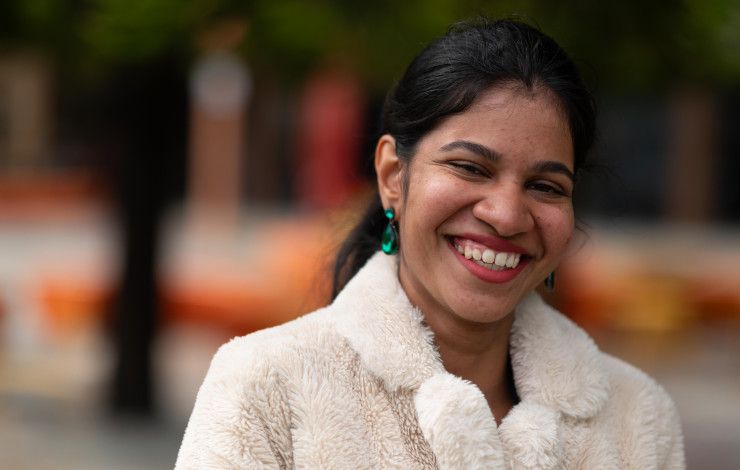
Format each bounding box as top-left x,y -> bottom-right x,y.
377,85 -> 575,324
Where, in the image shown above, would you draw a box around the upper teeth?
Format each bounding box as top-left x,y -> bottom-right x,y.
456,241 -> 521,268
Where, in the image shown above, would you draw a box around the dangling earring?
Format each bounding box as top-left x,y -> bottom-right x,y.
381,207 -> 399,255
544,271 -> 555,291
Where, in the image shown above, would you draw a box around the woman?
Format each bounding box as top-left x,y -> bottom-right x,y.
176,19 -> 685,469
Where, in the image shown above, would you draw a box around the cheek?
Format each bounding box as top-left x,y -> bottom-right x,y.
404,173 -> 468,226
536,206 -> 574,252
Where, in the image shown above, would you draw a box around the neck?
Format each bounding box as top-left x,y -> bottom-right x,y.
423,305 -> 514,388
425,306 -> 519,424
398,277 -> 519,423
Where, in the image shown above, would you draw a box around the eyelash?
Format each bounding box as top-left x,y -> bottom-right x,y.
527,181 -> 566,196
450,161 -> 487,176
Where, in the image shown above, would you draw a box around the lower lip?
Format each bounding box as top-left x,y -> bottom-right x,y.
447,240 -> 529,283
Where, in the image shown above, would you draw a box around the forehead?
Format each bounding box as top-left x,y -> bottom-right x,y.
417,85 -> 574,168
470,84 -> 565,119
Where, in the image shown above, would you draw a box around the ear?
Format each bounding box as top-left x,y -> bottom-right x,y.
375,134 -> 405,212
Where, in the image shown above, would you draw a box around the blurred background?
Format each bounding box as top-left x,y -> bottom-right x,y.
1,0 -> 739,468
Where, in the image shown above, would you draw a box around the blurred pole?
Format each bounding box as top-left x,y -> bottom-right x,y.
665,86 -> 718,221
188,20 -> 250,231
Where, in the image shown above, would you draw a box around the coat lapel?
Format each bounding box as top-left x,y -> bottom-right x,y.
415,373 -> 506,468
509,293 -> 609,420
333,253 -> 444,391
333,253 -> 610,469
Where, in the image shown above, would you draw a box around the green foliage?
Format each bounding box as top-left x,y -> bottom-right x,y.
684,0 -> 740,83
0,0 -> 78,48
82,0 -> 213,63
1,0 -> 739,89
247,0 -> 347,79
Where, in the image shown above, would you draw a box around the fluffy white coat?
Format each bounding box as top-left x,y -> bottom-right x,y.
176,253 -> 685,469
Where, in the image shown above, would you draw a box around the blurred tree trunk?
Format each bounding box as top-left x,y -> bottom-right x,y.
665,86 -> 718,222
107,56 -> 186,415
245,74 -> 291,203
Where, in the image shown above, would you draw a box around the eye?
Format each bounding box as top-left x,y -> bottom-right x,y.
449,161 -> 488,177
527,181 -> 567,197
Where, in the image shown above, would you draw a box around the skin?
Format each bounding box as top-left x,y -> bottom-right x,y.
375,84 -> 575,423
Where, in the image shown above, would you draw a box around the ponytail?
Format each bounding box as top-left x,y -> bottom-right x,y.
331,192 -> 385,299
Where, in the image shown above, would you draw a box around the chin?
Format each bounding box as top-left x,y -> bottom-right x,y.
448,293 -> 522,325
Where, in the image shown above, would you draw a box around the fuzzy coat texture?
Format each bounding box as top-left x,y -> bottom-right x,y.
176,253 -> 685,469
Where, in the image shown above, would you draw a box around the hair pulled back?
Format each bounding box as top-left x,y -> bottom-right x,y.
331,18 -> 596,299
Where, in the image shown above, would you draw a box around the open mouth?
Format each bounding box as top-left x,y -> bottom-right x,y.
446,236 -> 531,272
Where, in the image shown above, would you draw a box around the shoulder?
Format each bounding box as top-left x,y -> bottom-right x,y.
600,351 -> 678,420
598,352 -> 685,467
512,295 -> 684,467
205,305 -> 341,386
601,352 -> 668,399
176,306 -> 343,468
189,305 -> 347,433
600,352 -> 680,425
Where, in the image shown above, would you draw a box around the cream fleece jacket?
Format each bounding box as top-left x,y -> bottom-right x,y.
176,253 -> 685,469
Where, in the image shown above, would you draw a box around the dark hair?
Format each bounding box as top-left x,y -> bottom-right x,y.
331,18 -> 596,299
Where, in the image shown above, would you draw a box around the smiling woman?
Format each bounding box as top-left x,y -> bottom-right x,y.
176,19 -> 685,470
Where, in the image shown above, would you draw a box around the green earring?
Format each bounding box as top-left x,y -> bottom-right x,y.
381,208 -> 399,255
544,271 -> 555,291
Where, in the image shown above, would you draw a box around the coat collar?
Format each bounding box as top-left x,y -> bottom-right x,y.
509,293 -> 609,419
333,252 -> 610,468
333,253 -> 445,390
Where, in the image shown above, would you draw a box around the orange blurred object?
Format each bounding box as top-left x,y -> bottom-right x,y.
38,276 -> 113,335
36,213 -> 342,338
556,235 -> 740,332
0,171 -> 107,221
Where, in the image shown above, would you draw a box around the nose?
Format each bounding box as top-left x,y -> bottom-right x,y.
471,184 -> 534,237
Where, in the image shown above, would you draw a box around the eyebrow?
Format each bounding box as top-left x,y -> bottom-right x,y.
532,161 -> 575,183
440,140 -> 500,162
440,139 -> 574,183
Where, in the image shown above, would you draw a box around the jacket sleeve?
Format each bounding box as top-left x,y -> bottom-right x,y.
175,338 -> 293,469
